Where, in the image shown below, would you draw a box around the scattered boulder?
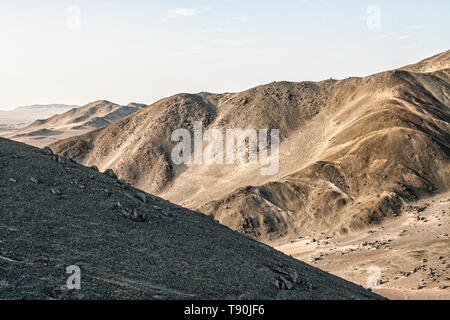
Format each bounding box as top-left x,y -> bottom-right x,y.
104,169 -> 117,179
30,177 -> 39,184
279,275 -> 294,290
40,147 -> 53,155
51,188 -> 61,195
136,192 -> 147,203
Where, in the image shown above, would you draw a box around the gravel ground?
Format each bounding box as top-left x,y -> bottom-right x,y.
0,137 -> 382,300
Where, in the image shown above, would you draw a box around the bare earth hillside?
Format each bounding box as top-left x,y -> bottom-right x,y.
0,137 -> 381,300
51,51 -> 449,243
2,100 -> 144,148
0,104 -> 78,134
400,50 -> 450,73
276,192 -> 449,300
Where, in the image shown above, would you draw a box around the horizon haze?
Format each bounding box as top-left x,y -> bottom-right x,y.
0,0 -> 449,110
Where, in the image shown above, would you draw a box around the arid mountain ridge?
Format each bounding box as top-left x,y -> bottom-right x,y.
0,104 -> 78,133
50,50 -> 450,242
2,100 -> 145,148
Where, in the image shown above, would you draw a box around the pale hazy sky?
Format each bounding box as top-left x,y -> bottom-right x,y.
0,0 -> 448,110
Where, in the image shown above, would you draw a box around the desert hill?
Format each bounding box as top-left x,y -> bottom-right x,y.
50,51 -> 450,242
0,104 -> 78,133
400,50 -> 450,74
3,100 -> 144,148
50,82 -> 330,194
0,137 -> 381,299
200,68 -> 450,241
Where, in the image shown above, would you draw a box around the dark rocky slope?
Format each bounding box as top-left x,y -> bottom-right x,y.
0,138 -> 382,299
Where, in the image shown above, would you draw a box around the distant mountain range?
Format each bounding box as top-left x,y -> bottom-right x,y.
0,104 -> 78,131
1,101 -> 146,147
9,104 -> 79,110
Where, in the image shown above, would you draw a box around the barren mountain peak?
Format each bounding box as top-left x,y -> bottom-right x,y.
400,49 -> 450,73
50,51 -> 449,245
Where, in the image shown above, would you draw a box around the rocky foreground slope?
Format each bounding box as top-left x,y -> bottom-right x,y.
50,51 -> 450,242
0,138 -> 381,299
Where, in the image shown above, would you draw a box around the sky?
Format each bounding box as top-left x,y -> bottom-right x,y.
0,0 -> 448,110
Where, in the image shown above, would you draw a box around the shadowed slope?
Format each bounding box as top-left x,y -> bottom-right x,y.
0,137 -> 382,300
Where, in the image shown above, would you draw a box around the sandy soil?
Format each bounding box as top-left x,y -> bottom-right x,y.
160,108 -> 333,209
276,192 -> 450,300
